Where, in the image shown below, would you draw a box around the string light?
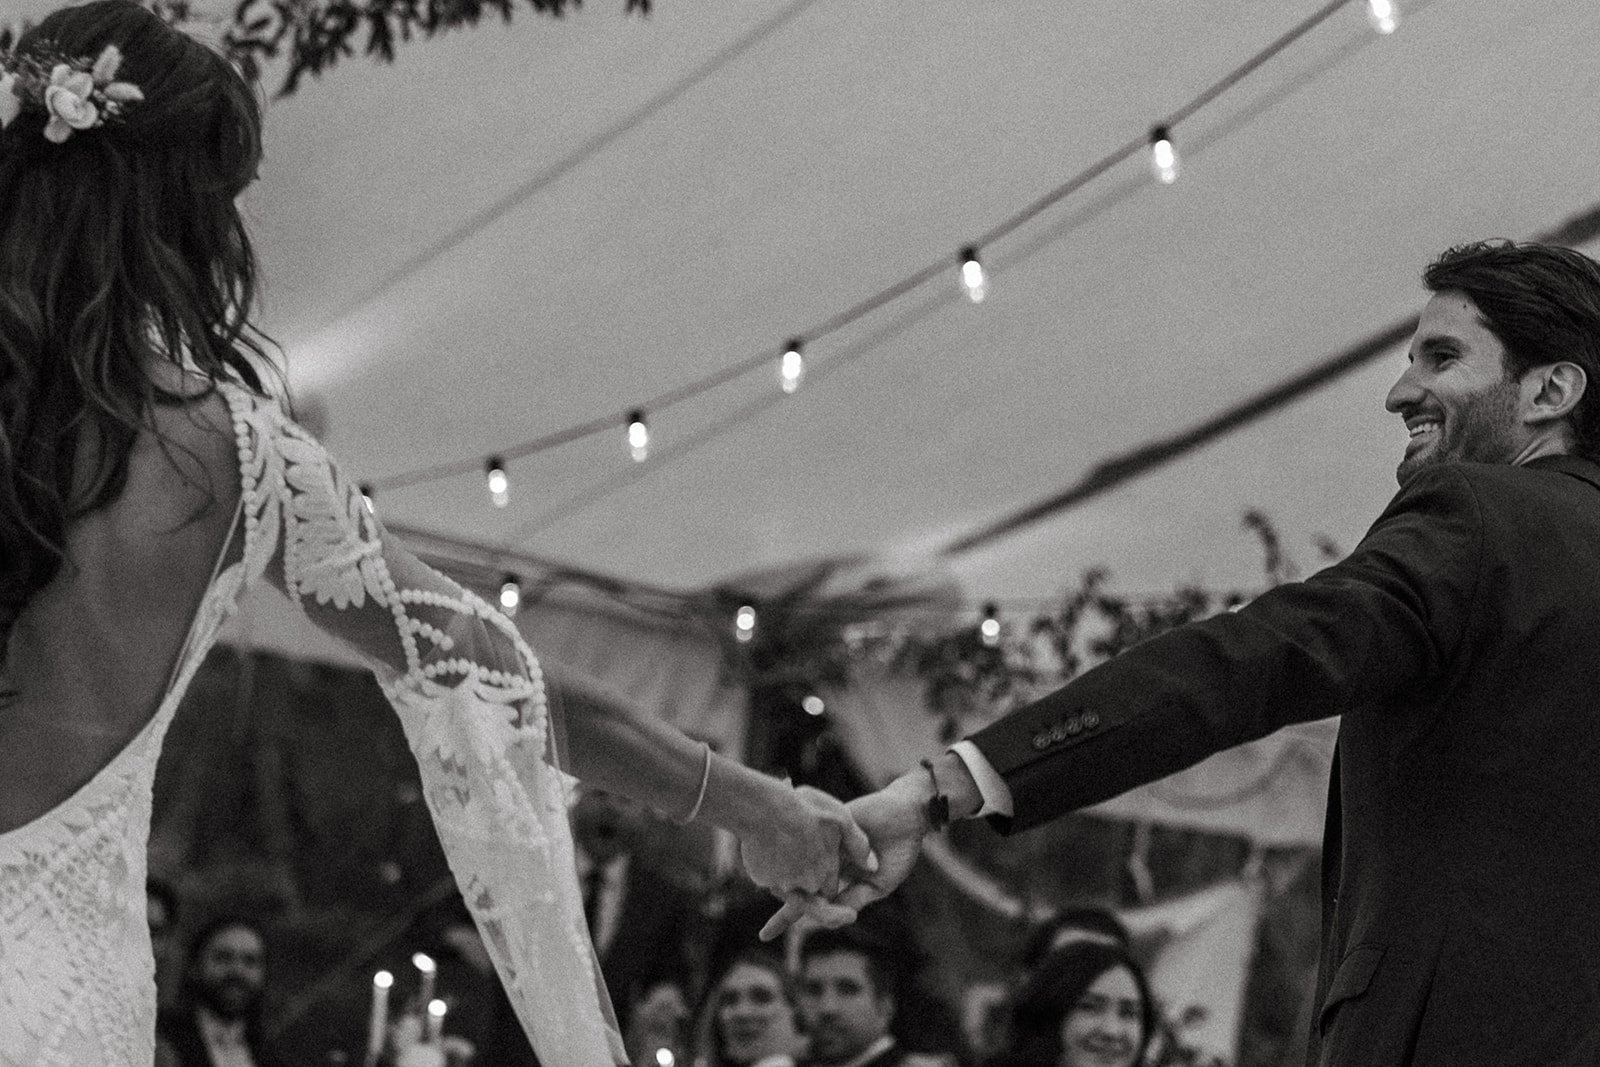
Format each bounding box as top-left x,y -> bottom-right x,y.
979,601 -> 1001,647
734,604 -> 757,643
1365,0 -> 1398,35
499,573 -> 522,614
426,998 -> 447,1042
1149,126 -> 1179,185
358,482 -> 375,514
627,410 -> 650,462
485,456 -> 510,508
958,246 -> 988,304
362,1 -> 1369,511
779,339 -> 805,394
801,694 -> 826,716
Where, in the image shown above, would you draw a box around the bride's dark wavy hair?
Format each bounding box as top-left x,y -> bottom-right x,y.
0,0 -> 271,659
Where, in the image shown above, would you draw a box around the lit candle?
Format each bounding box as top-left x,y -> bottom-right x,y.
426,998 -> 447,1043
412,952 -> 436,1016
365,970 -> 393,1064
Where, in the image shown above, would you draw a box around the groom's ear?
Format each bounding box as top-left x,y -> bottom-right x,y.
1522,360 -> 1587,427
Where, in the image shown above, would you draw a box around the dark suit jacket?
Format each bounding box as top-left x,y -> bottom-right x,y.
156,1007 -> 286,1067
968,457 -> 1600,1066
595,858 -> 698,1033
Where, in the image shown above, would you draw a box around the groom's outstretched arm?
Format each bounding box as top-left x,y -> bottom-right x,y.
763,465 -> 1485,937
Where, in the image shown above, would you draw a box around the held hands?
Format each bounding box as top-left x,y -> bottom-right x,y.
737,782 -> 879,927
759,772 -> 932,941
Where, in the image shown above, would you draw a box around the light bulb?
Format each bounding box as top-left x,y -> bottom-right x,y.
958,246 -> 988,304
499,574 -> 521,614
735,604 -> 757,643
412,952 -> 436,974
1365,0 -> 1398,34
1149,126 -> 1179,184
979,601 -> 1001,647
802,694 -> 825,716
358,483 -> 375,515
780,340 -> 805,394
485,456 -> 510,508
373,970 -> 394,989
655,1050 -> 676,1067
627,410 -> 650,462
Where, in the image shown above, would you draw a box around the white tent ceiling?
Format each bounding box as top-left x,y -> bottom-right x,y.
31,0 -> 1600,603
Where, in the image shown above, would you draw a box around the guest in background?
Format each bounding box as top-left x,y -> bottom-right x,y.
626,981 -> 693,1067
1018,906 -> 1131,972
694,947 -> 807,1067
157,915 -> 286,1067
960,906 -> 1135,1064
574,785 -> 700,1033
987,940 -> 1154,1067
798,926 -> 914,1067
148,876 -> 183,1012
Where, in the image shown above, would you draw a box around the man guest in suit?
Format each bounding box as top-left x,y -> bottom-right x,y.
572,785 -> 699,1039
769,240 -> 1600,1066
798,927 -> 912,1067
156,915 -> 285,1067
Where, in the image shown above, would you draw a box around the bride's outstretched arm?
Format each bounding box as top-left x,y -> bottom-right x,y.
550,668 -> 874,902
223,381 -> 867,1058
228,382 -> 870,907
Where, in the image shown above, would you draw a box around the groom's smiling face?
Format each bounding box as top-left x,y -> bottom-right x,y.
1387,291 -> 1526,486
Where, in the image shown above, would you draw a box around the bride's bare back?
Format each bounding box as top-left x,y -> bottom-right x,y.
0,386 -> 238,834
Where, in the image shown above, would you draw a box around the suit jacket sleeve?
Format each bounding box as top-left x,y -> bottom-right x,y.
966,463 -> 1484,834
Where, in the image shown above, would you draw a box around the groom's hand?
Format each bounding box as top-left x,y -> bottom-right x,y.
759,773 -> 932,941
737,782 -> 877,907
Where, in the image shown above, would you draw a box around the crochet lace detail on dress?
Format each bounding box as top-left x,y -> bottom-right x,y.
0,381 -> 620,1066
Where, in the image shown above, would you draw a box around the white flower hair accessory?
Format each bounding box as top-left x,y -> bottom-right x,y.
0,43 -> 144,144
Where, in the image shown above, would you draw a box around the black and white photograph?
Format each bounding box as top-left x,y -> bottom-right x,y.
2,1 -> 1598,1063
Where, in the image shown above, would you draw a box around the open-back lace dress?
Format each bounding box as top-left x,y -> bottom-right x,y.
0,381 -> 624,1065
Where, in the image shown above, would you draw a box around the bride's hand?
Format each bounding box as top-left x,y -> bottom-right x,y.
737,782 -> 877,917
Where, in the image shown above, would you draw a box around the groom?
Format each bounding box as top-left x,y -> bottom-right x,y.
773,240 -> 1600,1066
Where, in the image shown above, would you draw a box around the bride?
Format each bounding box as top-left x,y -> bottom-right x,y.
0,4 -> 868,1063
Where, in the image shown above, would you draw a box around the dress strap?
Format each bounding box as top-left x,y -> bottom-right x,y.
158,490 -> 244,702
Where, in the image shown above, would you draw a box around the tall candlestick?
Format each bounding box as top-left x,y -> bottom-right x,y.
412,952 -> 436,1020
365,971 -> 393,1067
426,998 -> 447,1043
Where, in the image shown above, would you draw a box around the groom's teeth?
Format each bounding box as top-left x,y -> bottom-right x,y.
1408,421 -> 1439,438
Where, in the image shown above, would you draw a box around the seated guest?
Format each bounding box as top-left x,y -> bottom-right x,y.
573,785 -> 699,1033
987,940 -> 1154,1067
1018,906 -> 1132,972
156,915 -> 286,1067
797,926 -> 911,1067
694,947 -> 807,1067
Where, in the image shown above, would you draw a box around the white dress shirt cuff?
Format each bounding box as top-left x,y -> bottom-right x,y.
948,740 -> 1014,819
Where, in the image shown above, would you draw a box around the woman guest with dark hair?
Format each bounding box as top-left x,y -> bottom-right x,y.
694,949 -> 807,1067
988,941 -> 1155,1067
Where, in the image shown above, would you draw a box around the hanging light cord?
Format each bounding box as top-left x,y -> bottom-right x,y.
364,0 -> 1376,495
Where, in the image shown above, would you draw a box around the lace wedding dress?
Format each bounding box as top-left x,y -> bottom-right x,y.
0,381 -> 625,1066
